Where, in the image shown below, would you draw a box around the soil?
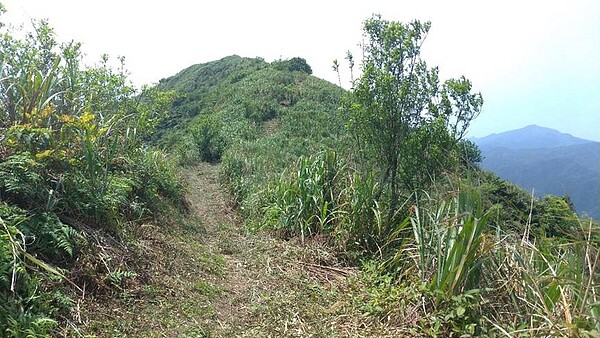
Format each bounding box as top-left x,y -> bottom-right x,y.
76,163 -> 402,337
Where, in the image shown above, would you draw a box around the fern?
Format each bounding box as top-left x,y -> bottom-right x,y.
0,153 -> 44,204
21,213 -> 82,261
50,222 -> 81,257
1,215 -> 58,338
0,204 -> 81,262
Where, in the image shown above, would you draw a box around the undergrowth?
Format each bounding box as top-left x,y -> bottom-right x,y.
2,7 -> 597,336
0,12 -> 183,336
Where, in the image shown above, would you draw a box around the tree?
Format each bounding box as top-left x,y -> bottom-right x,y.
272,57 -> 312,74
287,57 -> 312,74
459,139 -> 483,167
345,15 -> 483,214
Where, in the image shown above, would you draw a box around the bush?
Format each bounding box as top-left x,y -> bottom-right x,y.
190,115 -> 226,162
272,57 -> 312,74
0,13 -> 181,335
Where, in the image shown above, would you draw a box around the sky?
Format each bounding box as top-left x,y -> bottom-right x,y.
2,0 -> 599,141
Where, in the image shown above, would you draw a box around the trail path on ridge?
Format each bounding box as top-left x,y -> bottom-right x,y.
180,163 -> 355,336
84,163 -> 398,337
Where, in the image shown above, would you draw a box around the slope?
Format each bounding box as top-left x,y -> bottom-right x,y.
154,55 -> 348,215
152,55 -> 267,142
80,163 -> 405,337
472,124 -> 594,149
473,125 -> 600,219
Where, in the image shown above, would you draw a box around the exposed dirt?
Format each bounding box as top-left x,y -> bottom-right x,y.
76,163 -> 402,337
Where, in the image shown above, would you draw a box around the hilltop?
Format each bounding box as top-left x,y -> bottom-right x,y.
153,55 -> 347,200
3,12 -> 599,336
471,124 -> 594,149
472,125 -> 600,219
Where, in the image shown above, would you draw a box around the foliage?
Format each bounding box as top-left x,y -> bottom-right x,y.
272,57 -> 313,74
401,184 -> 492,300
539,195 -> 580,237
0,12 -> 181,336
458,139 -> 482,167
1,214 -> 59,337
483,223 -> 600,336
153,55 -> 267,144
189,114 -> 226,162
261,150 -> 406,258
344,15 -> 483,218
263,151 -> 344,241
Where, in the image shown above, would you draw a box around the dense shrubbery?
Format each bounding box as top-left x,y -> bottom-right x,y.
186,16 -> 598,336
272,57 -> 313,75
130,12 -> 600,335
0,13 -> 181,336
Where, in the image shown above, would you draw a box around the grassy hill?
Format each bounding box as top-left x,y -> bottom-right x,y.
154,55 -> 348,213
149,55 -> 600,336
2,13 -> 600,336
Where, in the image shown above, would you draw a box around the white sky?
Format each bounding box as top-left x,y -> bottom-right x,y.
2,0 -> 599,140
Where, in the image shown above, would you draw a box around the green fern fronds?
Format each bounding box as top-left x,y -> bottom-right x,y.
0,153 -> 44,203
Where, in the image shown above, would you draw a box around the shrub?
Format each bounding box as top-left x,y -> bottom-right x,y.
190,115 -> 226,162
0,12 -> 181,335
272,57 -> 312,74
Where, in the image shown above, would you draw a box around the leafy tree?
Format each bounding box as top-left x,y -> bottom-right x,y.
272,57 -> 312,74
345,15 -> 483,213
458,139 -> 483,167
287,57 -> 312,74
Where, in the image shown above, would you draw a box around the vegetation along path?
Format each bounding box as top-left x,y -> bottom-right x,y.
83,163 -> 401,337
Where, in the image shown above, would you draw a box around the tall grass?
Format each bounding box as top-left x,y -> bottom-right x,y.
484,220 -> 600,336
404,186 -> 492,300
263,151 -> 344,242
260,152 -> 600,335
1,16 -> 181,336
260,150 -> 406,258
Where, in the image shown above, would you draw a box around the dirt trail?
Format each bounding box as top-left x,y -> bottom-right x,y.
181,162 -> 238,231
181,162 -> 258,335
83,163 -> 381,337
180,163 -> 351,336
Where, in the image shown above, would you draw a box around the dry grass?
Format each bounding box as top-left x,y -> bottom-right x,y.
72,163 -> 406,337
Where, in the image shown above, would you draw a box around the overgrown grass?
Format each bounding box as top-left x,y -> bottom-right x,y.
152,51 -> 600,335
0,15 -> 183,336
260,151 -> 600,335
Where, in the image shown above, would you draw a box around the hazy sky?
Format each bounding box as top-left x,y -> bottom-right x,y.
2,0 -> 599,140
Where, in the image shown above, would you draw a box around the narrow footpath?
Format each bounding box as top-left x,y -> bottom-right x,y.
82,163 -> 399,337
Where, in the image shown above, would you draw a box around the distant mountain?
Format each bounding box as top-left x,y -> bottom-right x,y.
471,125 -> 594,150
472,125 -> 600,219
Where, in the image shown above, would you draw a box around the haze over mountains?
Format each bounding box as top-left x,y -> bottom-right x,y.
471,125 -> 600,219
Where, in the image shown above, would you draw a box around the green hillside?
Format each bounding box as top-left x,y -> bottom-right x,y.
148,48 -> 600,336
2,11 -> 599,337
154,55 -> 348,210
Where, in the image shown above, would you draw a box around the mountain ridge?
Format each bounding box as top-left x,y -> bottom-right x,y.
472,125 -> 600,219
471,124 -> 595,150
